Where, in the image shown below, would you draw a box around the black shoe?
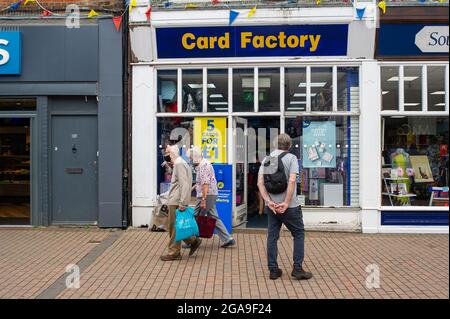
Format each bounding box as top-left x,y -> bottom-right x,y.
182,243 -> 192,249
220,238 -> 236,248
291,268 -> 313,280
189,238 -> 202,257
269,268 -> 283,280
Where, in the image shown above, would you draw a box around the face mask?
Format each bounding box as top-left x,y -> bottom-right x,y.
164,154 -> 171,162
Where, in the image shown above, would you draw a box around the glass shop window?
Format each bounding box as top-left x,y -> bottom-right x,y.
207,69 -> 229,112
182,69 -> 203,113
428,66 -> 446,112
310,67 -> 333,112
381,66 -> 399,111
157,70 -> 178,113
258,68 -> 280,112
403,66 -> 422,112
233,68 -> 255,113
285,68 -> 307,112
337,67 -> 359,112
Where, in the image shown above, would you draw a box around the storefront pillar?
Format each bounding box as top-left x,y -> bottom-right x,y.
360,61 -> 382,233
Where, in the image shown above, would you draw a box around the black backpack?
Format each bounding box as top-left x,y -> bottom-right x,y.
263,152 -> 289,194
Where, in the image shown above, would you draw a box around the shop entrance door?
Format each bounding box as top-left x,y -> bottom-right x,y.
51,115 -> 98,224
232,117 -> 248,227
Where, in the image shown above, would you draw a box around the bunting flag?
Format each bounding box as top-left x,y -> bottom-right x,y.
145,5 -> 152,20
356,7 -> 366,20
164,1 -> 173,7
41,9 -> 52,17
418,0 -> 426,2
229,10 -> 239,25
185,3 -> 198,8
212,0 -> 220,4
248,6 -> 256,18
24,0 -> 35,5
316,0 -> 321,5
112,16 -> 123,31
129,0 -> 136,13
88,9 -> 99,18
9,1 -> 22,10
378,1 -> 386,14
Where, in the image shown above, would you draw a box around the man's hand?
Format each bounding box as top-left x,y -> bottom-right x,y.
268,200 -> 277,214
200,199 -> 207,210
178,205 -> 186,212
275,202 -> 289,214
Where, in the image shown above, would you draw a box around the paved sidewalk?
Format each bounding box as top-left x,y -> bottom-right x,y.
0,228 -> 448,299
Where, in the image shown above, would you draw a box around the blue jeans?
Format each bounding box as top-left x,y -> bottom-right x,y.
266,206 -> 305,271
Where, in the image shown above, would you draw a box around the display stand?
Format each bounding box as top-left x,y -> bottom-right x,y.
382,176 -> 416,206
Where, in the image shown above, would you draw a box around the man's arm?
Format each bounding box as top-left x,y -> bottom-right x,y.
276,173 -> 297,214
178,164 -> 192,210
257,174 -> 277,212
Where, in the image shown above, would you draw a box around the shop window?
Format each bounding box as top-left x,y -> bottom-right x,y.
182,69 -> 203,112
0,98 -> 36,111
381,66 -> 399,111
233,68 -> 254,112
157,70 -> 178,113
207,69 -> 229,112
285,68 -> 307,112
311,67 -> 333,112
285,116 -> 359,207
403,66 -> 422,112
337,67 -> 359,112
381,116 -> 449,207
428,66 -> 446,112
258,68 -> 280,112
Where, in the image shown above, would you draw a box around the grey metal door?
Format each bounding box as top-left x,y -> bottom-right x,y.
51,116 -> 98,224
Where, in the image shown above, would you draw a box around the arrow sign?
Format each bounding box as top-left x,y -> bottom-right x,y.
415,26 -> 449,53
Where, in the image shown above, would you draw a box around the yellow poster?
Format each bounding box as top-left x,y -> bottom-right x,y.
194,117 -> 227,164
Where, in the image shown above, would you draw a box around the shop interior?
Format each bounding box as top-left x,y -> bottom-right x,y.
0,117 -> 31,225
382,116 -> 449,206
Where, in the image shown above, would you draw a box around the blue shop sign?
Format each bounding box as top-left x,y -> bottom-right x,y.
0,32 -> 21,75
378,24 -> 449,56
156,25 -> 348,59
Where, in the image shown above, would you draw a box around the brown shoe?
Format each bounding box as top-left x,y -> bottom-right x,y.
188,238 -> 202,257
160,253 -> 182,261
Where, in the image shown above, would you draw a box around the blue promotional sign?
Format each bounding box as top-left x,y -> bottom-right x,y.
378,24 -> 449,56
0,32 -> 21,75
213,164 -> 233,234
156,25 -> 348,59
302,121 -> 336,168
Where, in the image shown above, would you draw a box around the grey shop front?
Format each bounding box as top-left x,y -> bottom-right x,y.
0,21 -> 124,227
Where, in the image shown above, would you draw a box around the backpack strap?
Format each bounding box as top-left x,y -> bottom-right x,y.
279,152 -> 289,160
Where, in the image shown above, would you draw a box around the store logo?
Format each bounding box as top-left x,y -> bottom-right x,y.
415,26 -> 449,53
0,32 -> 21,75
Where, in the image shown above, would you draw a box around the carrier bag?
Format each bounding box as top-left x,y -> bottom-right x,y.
175,207 -> 199,242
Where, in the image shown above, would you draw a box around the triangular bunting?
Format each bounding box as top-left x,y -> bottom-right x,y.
248,6 -> 256,18
42,10 -> 52,17
185,3 -> 198,8
356,7 -> 366,20
88,9 -> 99,18
316,0 -> 321,5
10,1 -> 22,10
129,0 -> 136,13
24,0 -> 35,5
145,6 -> 152,20
212,0 -> 220,4
229,10 -> 239,25
378,1 -> 386,14
164,1 -> 173,7
112,16 -> 123,31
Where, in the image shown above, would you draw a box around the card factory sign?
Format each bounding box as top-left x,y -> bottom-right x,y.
156,25 -> 349,58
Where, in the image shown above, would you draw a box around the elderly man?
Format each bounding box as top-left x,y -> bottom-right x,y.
160,145 -> 202,261
189,147 -> 236,248
258,134 -> 312,281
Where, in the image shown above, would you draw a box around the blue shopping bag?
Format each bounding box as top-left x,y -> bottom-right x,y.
175,207 -> 199,242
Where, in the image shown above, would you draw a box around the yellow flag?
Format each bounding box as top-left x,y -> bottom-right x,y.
185,3 -> 198,8
88,9 -> 99,18
316,0 -> 321,5
248,6 -> 256,18
378,1 -> 386,14
24,0 -> 36,5
129,0 -> 137,13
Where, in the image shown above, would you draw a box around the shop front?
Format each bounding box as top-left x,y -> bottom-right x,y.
0,21 -> 124,227
361,5 -> 449,233
130,3 -> 380,231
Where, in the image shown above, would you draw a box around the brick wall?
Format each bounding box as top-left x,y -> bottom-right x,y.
0,0 -> 124,14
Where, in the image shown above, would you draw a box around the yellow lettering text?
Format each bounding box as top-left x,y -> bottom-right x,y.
309,35 -> 321,52
265,35 -> 277,49
218,33 -> 230,49
278,32 -> 287,48
197,36 -> 209,49
253,35 -> 265,48
241,32 -> 252,49
182,33 -> 196,50
300,35 -> 308,48
287,35 -> 299,48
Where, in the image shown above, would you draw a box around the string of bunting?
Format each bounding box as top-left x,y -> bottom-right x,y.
0,0 -> 147,31
2,0 -> 449,28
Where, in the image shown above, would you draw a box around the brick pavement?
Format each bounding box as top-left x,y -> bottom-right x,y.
0,228 -> 448,299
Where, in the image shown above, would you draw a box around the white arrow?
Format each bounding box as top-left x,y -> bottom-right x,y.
415,26 -> 449,53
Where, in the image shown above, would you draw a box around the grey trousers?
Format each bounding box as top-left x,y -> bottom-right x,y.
194,195 -> 232,243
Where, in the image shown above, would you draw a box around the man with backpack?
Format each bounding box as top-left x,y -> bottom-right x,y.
257,133 -> 313,281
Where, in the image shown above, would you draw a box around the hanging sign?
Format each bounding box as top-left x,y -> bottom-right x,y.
0,32 -> 21,75
156,25 -> 348,59
194,117 -> 227,164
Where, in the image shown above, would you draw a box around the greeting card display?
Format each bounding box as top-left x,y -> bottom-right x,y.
302,121 -> 336,168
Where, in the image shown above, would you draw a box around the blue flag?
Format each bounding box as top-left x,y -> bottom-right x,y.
229,10 -> 239,25
10,1 -> 22,10
356,7 -> 365,20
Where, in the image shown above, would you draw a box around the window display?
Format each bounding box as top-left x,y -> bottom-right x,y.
157,70 -> 178,113
286,116 -> 359,207
381,116 -> 449,206
182,69 -> 203,112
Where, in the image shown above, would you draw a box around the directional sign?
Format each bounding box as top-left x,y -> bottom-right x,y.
415,26 -> 449,53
